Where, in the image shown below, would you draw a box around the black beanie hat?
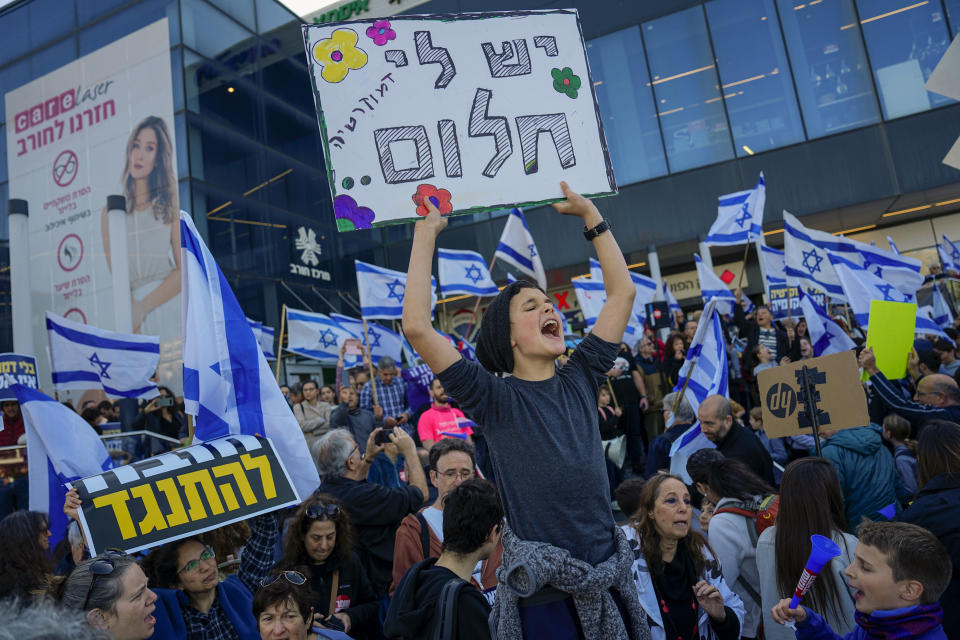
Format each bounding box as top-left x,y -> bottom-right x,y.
476,280 -> 541,374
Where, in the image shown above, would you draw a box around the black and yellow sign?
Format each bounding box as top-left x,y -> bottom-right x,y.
758,351 -> 869,439
73,435 -> 299,555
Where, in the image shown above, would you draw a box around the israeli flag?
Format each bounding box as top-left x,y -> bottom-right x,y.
573,277 -> 606,329
495,208 -> 546,290
45,312 -> 158,399
589,257 -> 603,282
260,325 -> 276,360
663,281 -> 682,317
181,213 -> 317,499
355,260 -> 437,319
799,290 -> 855,356
246,318 -> 277,361
887,236 -> 900,255
506,272 -> 517,284
939,244 -> 959,273
931,286 -> 955,328
695,254 -> 737,315
588,259 -> 656,332
14,385 -> 113,549
706,172 -> 765,246
783,211 -> 851,300
829,252 -> 913,327
286,308 -> 358,364
851,241 -> 923,297
438,249 -> 499,297
760,245 -> 787,286
668,300 -> 727,481
943,235 -> 960,271
330,313 -> 403,365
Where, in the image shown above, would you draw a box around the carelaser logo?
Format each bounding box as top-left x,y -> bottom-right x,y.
14,89 -> 76,134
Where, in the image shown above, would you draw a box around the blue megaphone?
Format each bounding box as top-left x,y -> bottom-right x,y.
789,534 -> 843,608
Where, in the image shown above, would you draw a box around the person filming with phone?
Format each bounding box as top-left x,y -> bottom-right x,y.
133,385 -> 183,454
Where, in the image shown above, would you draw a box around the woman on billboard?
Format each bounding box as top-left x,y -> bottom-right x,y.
101,115 -> 180,336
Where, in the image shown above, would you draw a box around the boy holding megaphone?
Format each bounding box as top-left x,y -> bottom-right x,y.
771,521 -> 950,639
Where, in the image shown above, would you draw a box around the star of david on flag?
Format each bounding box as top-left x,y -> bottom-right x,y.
783,211 -> 852,301
45,311 -> 159,398
828,252 -> 913,328
355,259 -> 437,319
181,212 -> 318,499
330,313 -> 404,366
285,307 -> 359,364
437,248 -> 499,297
705,172 -> 766,246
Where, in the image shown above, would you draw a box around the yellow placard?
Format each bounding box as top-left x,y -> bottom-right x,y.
866,300 -> 917,380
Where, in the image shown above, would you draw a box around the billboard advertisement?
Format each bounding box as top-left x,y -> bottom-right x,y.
4,20 -> 181,392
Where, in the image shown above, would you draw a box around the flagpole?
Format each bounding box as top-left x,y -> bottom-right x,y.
187,414 -> 194,445
736,242 -> 752,290
361,317 -> 379,408
605,379 -> 619,411
274,304 -> 287,383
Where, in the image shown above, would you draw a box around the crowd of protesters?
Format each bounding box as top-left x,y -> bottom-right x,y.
0,189 -> 958,639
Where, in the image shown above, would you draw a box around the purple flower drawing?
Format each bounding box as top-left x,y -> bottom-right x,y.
365,20 -> 396,46
334,194 -> 375,231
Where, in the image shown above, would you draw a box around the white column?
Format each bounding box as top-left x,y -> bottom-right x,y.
698,237 -> 714,271
647,244 -> 662,301
8,199 -> 33,354
107,195 -> 133,333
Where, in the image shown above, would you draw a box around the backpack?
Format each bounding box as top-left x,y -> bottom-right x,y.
415,511 -> 431,558
712,493 -> 780,542
712,494 -> 780,606
432,578 -> 468,640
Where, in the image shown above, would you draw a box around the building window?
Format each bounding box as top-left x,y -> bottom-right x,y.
777,0 -> 880,138
643,6 -> 734,173
706,0 -> 806,155
855,0 -> 953,119
585,26 -> 667,185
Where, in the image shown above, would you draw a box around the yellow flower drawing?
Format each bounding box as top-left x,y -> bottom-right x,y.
313,29 -> 368,83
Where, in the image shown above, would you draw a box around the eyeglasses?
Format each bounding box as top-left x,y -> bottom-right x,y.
178,546 -> 215,574
306,503 -> 340,520
438,469 -> 474,480
259,570 -> 307,588
82,550 -> 127,610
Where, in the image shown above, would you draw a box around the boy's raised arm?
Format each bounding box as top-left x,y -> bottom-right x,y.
553,182 -> 634,344
401,202 -> 461,374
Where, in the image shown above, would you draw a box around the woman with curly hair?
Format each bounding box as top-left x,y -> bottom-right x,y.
0,510 -> 52,601
622,472 -> 744,640
275,492 -> 378,638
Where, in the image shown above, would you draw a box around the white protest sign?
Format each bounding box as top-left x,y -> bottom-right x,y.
302,9 -> 616,231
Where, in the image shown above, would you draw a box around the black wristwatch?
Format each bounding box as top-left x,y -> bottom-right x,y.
583,219 -> 610,241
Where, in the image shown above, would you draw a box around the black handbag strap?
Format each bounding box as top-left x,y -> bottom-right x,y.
432,578 -> 467,640
415,511 -> 431,559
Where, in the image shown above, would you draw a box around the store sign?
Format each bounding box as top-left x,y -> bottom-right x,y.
663,262 -> 748,301
73,435 -> 298,555
302,10 -> 615,231
288,225 -> 332,282
4,20 -> 181,392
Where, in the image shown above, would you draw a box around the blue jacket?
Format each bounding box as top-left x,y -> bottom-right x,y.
795,605 -> 947,639
820,425 -> 901,531
897,473 -> 960,639
149,575 -> 258,640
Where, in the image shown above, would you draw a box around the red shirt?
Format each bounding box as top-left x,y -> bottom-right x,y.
417,404 -> 471,444
0,411 -> 25,447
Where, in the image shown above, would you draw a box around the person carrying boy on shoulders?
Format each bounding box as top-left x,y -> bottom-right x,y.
402,183 -> 650,640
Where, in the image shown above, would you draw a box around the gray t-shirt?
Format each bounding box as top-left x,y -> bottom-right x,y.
437,333 -> 618,565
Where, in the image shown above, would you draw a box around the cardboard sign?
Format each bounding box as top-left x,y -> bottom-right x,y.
0,353 -> 39,401
866,300 -> 917,381
768,286 -> 827,320
302,10 -> 615,231
758,351 -> 869,439
72,435 -> 299,555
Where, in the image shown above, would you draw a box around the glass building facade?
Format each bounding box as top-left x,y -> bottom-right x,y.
1,0 -> 959,352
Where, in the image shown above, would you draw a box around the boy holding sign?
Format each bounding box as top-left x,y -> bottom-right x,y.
402,183 -> 648,639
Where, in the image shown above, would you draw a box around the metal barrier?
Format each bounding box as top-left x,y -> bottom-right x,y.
0,430 -> 182,454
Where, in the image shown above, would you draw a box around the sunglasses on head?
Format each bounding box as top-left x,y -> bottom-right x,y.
259,570 -> 307,588
82,549 -> 128,610
306,503 -> 340,520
